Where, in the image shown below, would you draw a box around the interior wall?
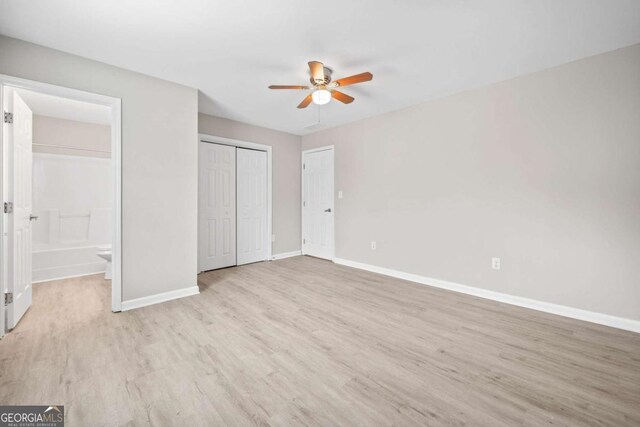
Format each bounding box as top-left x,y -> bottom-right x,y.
33,115 -> 110,158
198,113 -> 302,255
302,44 -> 640,321
0,35 -> 199,302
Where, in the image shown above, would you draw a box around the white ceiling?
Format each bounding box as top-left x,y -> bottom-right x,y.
15,88 -> 111,125
1,0 -> 639,135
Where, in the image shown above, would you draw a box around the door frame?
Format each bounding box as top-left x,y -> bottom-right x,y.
301,145 -> 335,260
198,133 -> 273,269
0,75 -> 123,335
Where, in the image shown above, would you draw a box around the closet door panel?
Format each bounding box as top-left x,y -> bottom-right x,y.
198,142 -> 236,271
237,148 -> 267,265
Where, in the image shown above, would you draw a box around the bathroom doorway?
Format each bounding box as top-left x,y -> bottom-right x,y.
1,76 -> 122,335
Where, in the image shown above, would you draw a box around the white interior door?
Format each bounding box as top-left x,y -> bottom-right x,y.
6,89 -> 34,329
198,142 -> 236,271
302,148 -> 334,260
237,148 -> 267,266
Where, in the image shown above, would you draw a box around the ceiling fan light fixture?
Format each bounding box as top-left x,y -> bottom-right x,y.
312,89 -> 331,105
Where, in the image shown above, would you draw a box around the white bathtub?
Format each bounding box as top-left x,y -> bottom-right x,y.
32,244 -> 107,283
31,153 -> 113,283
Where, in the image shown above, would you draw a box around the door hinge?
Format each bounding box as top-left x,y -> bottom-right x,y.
4,202 -> 13,214
4,292 -> 13,306
303,163 -> 306,170
3,111 -> 13,124
303,238 -> 306,244
303,201 -> 306,207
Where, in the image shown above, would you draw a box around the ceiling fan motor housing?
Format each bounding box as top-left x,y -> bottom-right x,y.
311,67 -> 332,86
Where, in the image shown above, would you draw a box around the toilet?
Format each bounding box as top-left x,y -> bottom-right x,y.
96,245 -> 112,280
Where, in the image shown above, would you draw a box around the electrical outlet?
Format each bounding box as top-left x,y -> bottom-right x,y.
338,191 -> 343,199
492,257 -> 501,270
371,241 -> 377,250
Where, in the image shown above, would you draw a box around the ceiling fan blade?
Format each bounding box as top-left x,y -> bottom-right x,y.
333,72 -> 373,87
268,85 -> 309,90
297,94 -> 313,109
308,61 -> 325,82
331,90 -> 354,104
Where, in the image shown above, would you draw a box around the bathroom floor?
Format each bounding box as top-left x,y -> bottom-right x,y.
1,257 -> 639,426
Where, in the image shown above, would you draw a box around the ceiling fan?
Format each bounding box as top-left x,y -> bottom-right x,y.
268,61 -> 373,109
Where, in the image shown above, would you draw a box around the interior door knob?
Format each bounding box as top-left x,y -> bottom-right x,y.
29,214 -> 39,221
324,208 -> 332,213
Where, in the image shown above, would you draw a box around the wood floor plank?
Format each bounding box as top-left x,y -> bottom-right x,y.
1,255 -> 639,426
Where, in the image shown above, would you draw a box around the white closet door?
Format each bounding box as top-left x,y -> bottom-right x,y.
198,142 -> 236,271
237,148 -> 268,266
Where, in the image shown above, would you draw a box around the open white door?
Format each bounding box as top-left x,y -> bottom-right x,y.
237,148 -> 267,265
302,147 -> 334,260
5,88 -> 34,329
198,142 -> 236,271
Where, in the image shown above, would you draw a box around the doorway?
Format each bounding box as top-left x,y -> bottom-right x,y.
301,146 -> 335,260
1,75 -> 122,336
197,134 -> 272,272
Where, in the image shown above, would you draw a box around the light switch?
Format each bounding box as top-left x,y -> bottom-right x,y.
338,191 -> 343,199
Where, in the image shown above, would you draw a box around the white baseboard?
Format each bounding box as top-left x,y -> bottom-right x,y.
333,258 -> 640,334
272,250 -> 302,260
121,285 -> 200,312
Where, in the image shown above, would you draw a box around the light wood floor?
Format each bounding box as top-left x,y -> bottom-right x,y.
1,256 -> 639,426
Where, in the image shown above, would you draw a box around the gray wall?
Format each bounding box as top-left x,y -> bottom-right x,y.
33,115 -> 111,158
1,35 -> 199,302
198,113 -> 302,255
302,44 -> 640,321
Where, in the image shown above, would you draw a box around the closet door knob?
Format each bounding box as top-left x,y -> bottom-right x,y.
324,208 -> 332,213
29,214 -> 39,221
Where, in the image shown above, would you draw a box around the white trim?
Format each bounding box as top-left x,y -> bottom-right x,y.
33,245 -> 107,253
111,100 -> 122,313
33,152 -> 111,162
0,83 -> 5,338
33,262 -> 106,283
32,143 -> 110,155
333,257 -> 640,334
121,286 -> 200,311
302,145 -> 335,155
0,75 -> 122,106
198,133 -> 273,265
33,271 -> 105,284
271,250 -> 302,260
0,74 -> 123,320
301,145 -> 335,260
